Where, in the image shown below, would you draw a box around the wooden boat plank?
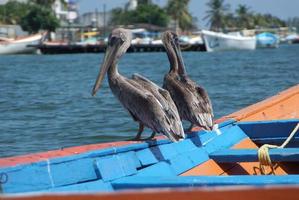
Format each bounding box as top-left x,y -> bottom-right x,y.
156,143 -> 179,160
112,175 -> 299,189
136,148 -> 159,167
210,148 -> 299,163
203,125 -> 248,153
173,139 -> 199,154
238,119 -> 299,139
49,158 -> 98,187
168,154 -> 195,175
1,161 -> 52,193
134,161 -> 176,177
45,180 -> 113,193
183,148 -> 209,166
95,155 -> 137,182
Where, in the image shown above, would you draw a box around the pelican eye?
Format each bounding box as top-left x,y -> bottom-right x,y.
109,36 -> 118,46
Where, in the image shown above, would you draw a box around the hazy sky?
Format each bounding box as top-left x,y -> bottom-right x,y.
78,0 -> 299,27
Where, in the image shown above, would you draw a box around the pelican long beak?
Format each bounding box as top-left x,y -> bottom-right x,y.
91,40 -> 122,96
171,38 -> 187,75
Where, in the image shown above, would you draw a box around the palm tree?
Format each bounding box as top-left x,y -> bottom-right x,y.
204,0 -> 230,31
223,12 -> 237,30
235,4 -> 253,29
166,0 -> 193,31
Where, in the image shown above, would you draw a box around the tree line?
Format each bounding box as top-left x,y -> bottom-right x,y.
110,0 -> 196,31
0,0 -> 296,34
0,0 -> 60,33
111,0 -> 288,31
204,0 -> 286,31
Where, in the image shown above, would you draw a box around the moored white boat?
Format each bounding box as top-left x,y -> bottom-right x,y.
0,33 -> 43,55
201,30 -> 256,52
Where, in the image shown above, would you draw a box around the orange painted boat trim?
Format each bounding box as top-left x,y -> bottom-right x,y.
227,84 -> 299,121
1,187 -> 299,200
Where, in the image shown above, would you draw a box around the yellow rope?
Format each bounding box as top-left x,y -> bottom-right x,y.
258,122 -> 299,175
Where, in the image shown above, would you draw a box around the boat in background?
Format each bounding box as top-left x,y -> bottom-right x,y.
201,30 -> 256,52
0,33 -> 43,55
256,32 -> 279,48
284,34 -> 299,44
0,84 -> 299,199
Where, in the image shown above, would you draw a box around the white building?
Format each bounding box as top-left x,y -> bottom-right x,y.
127,0 -> 137,11
79,11 -> 111,28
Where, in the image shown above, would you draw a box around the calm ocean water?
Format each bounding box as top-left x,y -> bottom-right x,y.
0,45 -> 298,158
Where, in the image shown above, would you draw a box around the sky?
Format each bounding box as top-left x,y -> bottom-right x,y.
78,0 -> 299,28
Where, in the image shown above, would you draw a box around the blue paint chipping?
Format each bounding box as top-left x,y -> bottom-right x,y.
1,119 -> 298,194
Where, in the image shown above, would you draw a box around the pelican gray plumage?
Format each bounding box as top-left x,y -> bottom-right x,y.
162,31 -> 214,131
92,28 -> 185,142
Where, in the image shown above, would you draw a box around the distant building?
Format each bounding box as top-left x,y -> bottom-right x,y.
79,11 -> 111,28
126,0 -> 138,11
53,0 -> 68,20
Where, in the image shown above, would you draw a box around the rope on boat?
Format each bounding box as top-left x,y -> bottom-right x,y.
258,122 -> 299,175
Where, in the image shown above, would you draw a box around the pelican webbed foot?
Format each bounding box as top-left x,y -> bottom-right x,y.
131,123 -> 144,141
187,123 -> 196,132
145,131 -> 156,140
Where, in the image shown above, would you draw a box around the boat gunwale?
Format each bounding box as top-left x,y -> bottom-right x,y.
201,30 -> 256,41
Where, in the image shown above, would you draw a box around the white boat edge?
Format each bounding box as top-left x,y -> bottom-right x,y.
201,30 -> 256,52
0,33 -> 43,55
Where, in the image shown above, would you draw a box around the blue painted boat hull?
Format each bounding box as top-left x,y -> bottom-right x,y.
0,119 -> 299,194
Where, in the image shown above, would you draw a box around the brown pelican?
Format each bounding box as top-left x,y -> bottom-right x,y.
162,31 -> 214,131
92,28 -> 185,142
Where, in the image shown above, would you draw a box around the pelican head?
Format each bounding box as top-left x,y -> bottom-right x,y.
92,28 -> 132,96
162,31 -> 186,75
